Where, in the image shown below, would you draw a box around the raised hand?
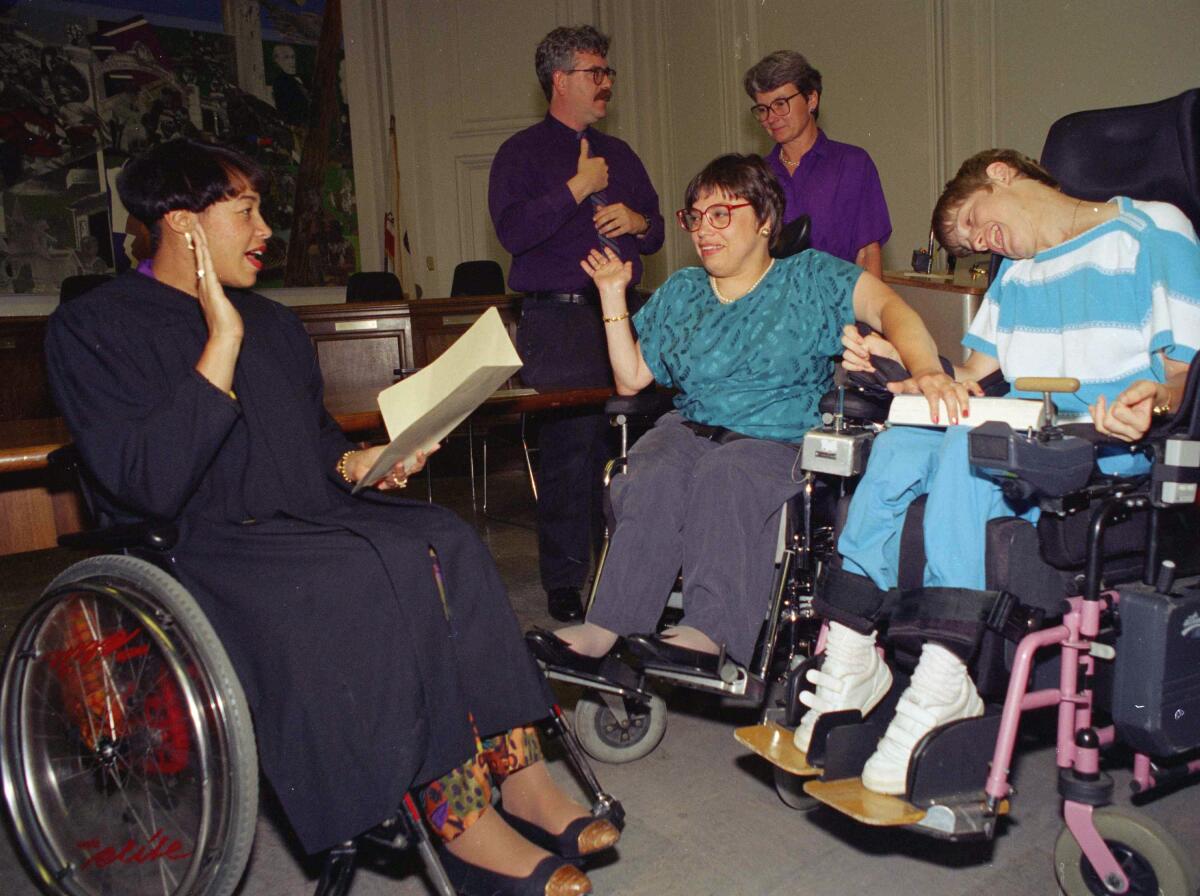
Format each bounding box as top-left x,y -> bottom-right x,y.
580,246 -> 632,295
191,222 -> 243,342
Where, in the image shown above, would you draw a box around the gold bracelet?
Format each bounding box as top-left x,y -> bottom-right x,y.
336,449 -> 356,484
603,311 -> 630,324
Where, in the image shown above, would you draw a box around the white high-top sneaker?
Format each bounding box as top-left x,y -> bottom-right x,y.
793,622 -> 892,754
860,643 -> 984,795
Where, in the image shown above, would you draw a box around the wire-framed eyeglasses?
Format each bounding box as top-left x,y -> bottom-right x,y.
750,91 -> 803,122
565,66 -> 617,85
676,203 -> 752,232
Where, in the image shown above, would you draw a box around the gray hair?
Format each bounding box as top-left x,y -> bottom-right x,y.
535,25 -> 610,101
743,50 -> 822,118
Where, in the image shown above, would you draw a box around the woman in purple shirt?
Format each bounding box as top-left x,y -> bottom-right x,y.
744,50 -> 892,278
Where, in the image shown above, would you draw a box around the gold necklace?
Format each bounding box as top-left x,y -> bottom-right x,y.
711,259 -> 774,304
780,150 -> 800,170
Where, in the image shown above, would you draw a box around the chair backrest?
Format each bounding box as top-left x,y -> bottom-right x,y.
1040,88 -> 1200,233
59,273 -> 113,303
450,260 -> 505,297
346,270 -> 403,303
770,214 -> 811,260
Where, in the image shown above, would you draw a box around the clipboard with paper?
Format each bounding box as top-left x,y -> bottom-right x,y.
353,307 -> 522,493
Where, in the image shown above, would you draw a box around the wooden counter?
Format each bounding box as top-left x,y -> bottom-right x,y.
882,273 -> 986,363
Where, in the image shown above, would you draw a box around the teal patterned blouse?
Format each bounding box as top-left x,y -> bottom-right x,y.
633,250 -> 860,441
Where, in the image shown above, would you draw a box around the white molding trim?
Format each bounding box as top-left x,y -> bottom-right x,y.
454,153 -> 500,262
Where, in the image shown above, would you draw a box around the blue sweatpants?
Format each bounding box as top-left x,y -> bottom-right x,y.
837,426 -> 1036,591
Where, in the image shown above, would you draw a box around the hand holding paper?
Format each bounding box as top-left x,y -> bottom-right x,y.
353,307 -> 522,493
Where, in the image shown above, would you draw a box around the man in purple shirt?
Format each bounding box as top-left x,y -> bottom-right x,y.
744,50 -> 891,277
489,24 -> 664,621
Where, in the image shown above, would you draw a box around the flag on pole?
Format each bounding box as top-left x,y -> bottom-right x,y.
384,211 -> 397,271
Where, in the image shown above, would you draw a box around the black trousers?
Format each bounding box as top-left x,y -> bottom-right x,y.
516,299 -> 614,590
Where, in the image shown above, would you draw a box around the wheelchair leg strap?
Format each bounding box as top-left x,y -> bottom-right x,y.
889,586 -> 1006,663
812,566 -> 900,634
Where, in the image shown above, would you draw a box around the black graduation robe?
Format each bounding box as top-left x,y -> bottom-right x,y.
45,272 -> 550,853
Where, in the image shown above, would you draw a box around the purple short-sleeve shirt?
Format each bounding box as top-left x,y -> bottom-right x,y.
767,130 -> 892,264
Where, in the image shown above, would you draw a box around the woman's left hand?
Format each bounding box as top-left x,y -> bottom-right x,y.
890,371 -> 979,425
1091,380 -> 1159,442
580,246 -> 633,295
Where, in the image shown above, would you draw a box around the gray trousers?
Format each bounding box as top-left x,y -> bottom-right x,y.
586,412 -> 806,663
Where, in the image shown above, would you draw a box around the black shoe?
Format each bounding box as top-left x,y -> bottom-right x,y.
547,587 -> 584,622
436,845 -> 591,896
495,804 -> 621,859
626,633 -> 721,675
526,628 -> 605,676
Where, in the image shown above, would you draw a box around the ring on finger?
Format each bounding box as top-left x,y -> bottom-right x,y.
196,268 -> 205,278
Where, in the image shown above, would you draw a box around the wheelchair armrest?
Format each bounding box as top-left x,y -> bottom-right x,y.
605,390 -> 676,420
817,387 -> 892,422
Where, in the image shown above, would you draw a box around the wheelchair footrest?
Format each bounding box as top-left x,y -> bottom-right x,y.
803,778 -> 927,826
734,722 -> 820,776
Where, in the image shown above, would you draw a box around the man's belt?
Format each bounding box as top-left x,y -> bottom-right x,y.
525,290 -> 597,305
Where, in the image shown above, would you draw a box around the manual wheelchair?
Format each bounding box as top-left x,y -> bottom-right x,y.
738,371 -> 1200,895
1,451 -> 623,896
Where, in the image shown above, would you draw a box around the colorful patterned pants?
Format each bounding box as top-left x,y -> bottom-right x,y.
418,721 -> 543,842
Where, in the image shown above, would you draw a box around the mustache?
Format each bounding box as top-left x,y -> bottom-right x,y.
595,89 -> 612,102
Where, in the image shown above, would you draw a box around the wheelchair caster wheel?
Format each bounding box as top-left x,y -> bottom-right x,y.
773,766 -> 820,812
1053,807 -> 1199,896
572,691 -> 666,764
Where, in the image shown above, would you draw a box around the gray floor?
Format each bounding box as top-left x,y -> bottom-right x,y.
2,471 -> 1197,895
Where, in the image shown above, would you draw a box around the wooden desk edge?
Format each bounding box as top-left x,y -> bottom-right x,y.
2,386 -> 620,473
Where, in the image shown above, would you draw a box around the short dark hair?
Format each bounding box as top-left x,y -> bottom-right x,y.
535,24 -> 609,101
932,149 -> 1059,256
683,154 -> 785,243
117,139 -> 268,251
743,50 -> 822,118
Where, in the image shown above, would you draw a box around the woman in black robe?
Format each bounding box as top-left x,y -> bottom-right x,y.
45,139 -> 613,896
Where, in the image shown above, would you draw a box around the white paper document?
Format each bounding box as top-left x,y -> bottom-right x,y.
353,307 -> 522,492
886,394 -> 1091,430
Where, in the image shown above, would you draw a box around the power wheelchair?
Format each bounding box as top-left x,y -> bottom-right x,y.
0,449 -> 624,896
527,353 -> 898,795
525,212 -> 847,775
737,367 -> 1200,895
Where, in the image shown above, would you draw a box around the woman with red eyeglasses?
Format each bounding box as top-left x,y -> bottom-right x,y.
529,153 -> 961,676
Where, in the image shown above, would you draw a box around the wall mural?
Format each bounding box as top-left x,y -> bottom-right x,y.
0,0 -> 358,296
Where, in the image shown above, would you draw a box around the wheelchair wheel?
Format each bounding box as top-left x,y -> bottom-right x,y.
572,691 -> 667,764
762,676 -> 820,812
1053,807 -> 1199,896
1,555 -> 258,896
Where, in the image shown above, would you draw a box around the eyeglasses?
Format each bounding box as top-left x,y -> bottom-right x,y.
565,66 -> 617,85
676,203 -> 752,232
750,91 -> 803,122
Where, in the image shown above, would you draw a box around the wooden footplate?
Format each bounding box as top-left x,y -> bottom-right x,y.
803,778 -> 1010,828
803,778 -> 927,825
733,722 -> 820,776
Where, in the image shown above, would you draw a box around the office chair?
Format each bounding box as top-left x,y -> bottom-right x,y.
346,270 -> 403,303
1040,87 -> 1200,232
450,260 -> 505,297
59,273 -> 113,303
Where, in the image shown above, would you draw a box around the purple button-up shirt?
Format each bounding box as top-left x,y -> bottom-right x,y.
489,114 -> 664,291
766,130 -> 891,265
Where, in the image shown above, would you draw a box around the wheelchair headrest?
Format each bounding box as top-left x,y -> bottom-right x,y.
1040,88 -> 1200,235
